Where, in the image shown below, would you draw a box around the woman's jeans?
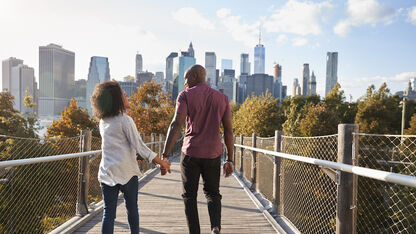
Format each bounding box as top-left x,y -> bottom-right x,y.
101,176 -> 139,234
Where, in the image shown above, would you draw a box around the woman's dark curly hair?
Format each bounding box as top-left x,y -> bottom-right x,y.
90,80 -> 125,119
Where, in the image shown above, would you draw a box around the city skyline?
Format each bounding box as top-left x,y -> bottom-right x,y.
0,0 -> 415,100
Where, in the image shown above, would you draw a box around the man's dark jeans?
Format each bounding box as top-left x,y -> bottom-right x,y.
101,176 -> 139,234
181,155 -> 222,234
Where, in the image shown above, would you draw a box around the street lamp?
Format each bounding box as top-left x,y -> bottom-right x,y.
400,96 -> 407,143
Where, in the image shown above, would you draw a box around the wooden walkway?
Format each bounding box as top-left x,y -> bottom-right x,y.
74,158 -> 278,234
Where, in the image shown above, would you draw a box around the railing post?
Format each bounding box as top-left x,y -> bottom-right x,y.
337,124 -> 359,234
77,130 -> 91,216
151,133 -> 156,168
159,133 -> 163,156
239,134 -> 244,176
273,130 -> 283,216
251,133 -> 257,190
352,127 -> 359,234
233,135 -> 237,164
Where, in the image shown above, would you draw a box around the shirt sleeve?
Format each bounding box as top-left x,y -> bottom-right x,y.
122,115 -> 157,163
176,91 -> 188,115
222,95 -> 232,120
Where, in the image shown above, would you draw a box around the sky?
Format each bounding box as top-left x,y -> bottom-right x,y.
0,0 -> 415,100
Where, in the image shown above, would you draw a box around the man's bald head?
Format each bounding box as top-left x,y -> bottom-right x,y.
184,64 -> 206,89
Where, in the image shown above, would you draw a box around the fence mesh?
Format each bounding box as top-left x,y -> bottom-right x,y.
354,133 -> 416,234
256,137 -> 275,202
0,133 -> 171,233
281,134 -> 338,234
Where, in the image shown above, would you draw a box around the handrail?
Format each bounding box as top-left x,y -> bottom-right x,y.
235,144 -> 416,188
0,141 -> 166,169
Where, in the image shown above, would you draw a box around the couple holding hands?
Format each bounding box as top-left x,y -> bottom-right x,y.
91,64 -> 234,234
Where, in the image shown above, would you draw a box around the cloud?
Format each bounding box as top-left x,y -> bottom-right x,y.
172,7 -> 215,30
342,72 -> 416,88
334,0 -> 397,36
263,0 -> 333,36
276,34 -> 288,44
216,8 -> 259,47
292,37 -> 308,47
408,6 -> 416,25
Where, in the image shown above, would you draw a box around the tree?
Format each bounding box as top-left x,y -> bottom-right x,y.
405,113 -> 416,135
233,92 -> 282,137
325,83 -> 356,123
299,103 -> 340,136
127,81 -> 175,135
355,83 -> 401,134
47,98 -> 98,138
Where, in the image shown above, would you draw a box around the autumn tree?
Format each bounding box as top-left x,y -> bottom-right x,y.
355,83 -> 401,134
127,81 -> 175,135
232,92 -> 282,137
299,103 -> 340,136
324,83 -> 357,123
47,98 -> 98,138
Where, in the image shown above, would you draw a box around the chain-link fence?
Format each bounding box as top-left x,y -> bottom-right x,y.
354,133 -> 416,234
281,134 -> 338,234
0,132 -> 173,233
256,136 -> 275,202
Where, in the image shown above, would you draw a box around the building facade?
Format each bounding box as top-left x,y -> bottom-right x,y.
10,64 -> 36,115
119,81 -> 139,97
137,71 -> 154,86
273,64 -> 283,101
293,78 -> 301,97
325,52 -> 338,96
254,44 -> 265,74
240,53 -> 250,75
237,73 -> 273,104
86,56 -> 110,114
74,79 -> 87,109
155,72 -> 164,84
309,71 -> 317,95
302,63 -> 310,96
205,52 -> 217,88
39,43 -> 75,117
135,53 -> 143,80
2,57 -> 23,92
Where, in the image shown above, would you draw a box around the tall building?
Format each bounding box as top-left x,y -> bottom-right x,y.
165,52 -> 178,81
123,75 -> 135,82
205,52 -> 217,88
137,71 -> 154,86
240,53 -> 250,75
309,71 -> 317,95
254,43 -> 265,74
237,73 -> 273,104
325,52 -> 338,96
74,79 -> 87,109
2,57 -> 23,91
302,63 -> 310,96
86,56 -> 110,114
187,42 -> 195,57
155,72 -> 164,83
10,64 -> 36,115
172,52 -> 196,100
119,81 -> 139,97
293,78 -> 301,97
221,59 -> 232,72
273,64 -> 283,101
39,43 -> 75,117
135,53 -> 143,80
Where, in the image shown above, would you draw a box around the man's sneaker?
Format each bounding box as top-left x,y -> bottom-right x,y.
211,227 -> 220,234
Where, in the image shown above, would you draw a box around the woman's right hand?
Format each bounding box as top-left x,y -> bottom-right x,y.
160,158 -> 171,175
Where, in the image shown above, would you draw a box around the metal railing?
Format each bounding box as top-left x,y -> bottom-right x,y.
0,131 -> 180,233
233,124 -> 416,234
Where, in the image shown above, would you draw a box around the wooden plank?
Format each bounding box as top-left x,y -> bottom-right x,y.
74,158 -> 278,233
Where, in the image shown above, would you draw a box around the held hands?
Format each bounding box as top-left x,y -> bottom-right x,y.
160,157 -> 171,175
223,161 -> 234,178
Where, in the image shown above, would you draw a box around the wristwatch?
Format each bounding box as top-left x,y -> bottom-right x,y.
226,159 -> 233,163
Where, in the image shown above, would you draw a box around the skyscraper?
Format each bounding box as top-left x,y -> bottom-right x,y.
187,42 -> 195,57
137,71 -> 154,86
10,64 -> 36,115
135,53 -> 143,80
325,52 -> 338,96
86,56 -> 110,114
205,52 -> 217,88
273,64 -> 283,101
2,57 -> 23,91
165,52 -> 178,81
155,72 -> 164,83
240,53 -> 250,75
254,42 -> 265,74
309,71 -> 317,95
39,43 -> 75,117
302,63 -> 310,96
172,46 -> 196,100
293,78 -> 301,97
74,79 -> 87,109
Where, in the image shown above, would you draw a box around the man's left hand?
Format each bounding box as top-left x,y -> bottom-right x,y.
223,162 -> 234,178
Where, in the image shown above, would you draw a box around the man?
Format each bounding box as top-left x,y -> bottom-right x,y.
162,64 -> 234,234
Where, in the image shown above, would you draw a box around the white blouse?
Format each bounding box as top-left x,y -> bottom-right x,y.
98,113 -> 157,186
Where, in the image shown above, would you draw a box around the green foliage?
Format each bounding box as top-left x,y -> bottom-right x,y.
405,113 -> 416,135
355,83 -> 401,134
47,98 -> 98,138
324,83 -> 357,123
300,103 -> 340,136
233,92 -> 281,137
